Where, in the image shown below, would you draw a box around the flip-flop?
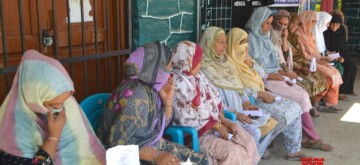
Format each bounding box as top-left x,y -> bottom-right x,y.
302,140 -> 333,151
318,106 -> 342,113
285,153 -> 310,161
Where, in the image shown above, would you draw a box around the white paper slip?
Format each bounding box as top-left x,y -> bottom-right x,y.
283,76 -> 291,82
290,78 -> 297,84
275,96 -> 282,102
297,77 -> 303,81
310,57 -> 317,72
106,145 -> 140,165
180,159 -> 192,165
328,53 -> 340,60
242,110 -> 263,117
328,63 -> 334,66
214,131 -> 233,140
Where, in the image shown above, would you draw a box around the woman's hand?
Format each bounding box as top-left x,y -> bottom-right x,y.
236,113 -> 253,124
155,152 -> 180,165
338,57 -> 345,63
214,124 -> 229,140
281,29 -> 289,40
259,91 -> 275,104
322,56 -> 333,62
47,109 -> 66,139
243,104 -> 259,111
159,77 -> 175,107
285,70 -> 297,79
225,122 -> 240,135
267,73 -> 284,81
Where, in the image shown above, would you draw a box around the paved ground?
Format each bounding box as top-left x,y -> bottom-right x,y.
258,57 -> 360,165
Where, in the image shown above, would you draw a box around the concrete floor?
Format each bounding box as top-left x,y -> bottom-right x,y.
259,57 -> 360,165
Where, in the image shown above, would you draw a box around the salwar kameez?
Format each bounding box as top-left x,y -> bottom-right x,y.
199,125 -> 260,165
217,88 -> 274,157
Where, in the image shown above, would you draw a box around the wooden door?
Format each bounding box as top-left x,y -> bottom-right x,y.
0,0 -> 47,101
0,0 -> 130,103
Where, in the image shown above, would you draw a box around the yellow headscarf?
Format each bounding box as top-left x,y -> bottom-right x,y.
226,28 -> 265,91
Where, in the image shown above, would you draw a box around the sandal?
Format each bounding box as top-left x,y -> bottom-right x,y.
301,140 -> 333,151
285,152 -> 310,161
310,108 -> 320,118
318,106 -> 342,113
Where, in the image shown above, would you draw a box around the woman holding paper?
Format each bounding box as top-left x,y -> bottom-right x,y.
288,11 -> 343,112
313,12 -> 344,77
270,10 -> 328,118
171,40 -> 260,165
246,7 -> 333,152
324,13 -> 358,100
270,10 -> 327,99
200,26 -> 306,160
0,50 -> 106,165
97,42 -> 208,165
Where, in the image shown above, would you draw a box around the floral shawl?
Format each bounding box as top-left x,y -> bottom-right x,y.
172,41 -> 221,136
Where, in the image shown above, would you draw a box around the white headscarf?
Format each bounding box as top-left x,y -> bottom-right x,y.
313,12 -> 332,54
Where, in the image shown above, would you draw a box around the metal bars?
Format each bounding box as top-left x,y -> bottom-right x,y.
0,0 -> 131,102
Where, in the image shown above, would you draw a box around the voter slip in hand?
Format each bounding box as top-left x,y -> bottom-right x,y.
214,131 -> 233,140
283,76 -> 297,84
242,109 -> 264,116
328,53 -> 340,60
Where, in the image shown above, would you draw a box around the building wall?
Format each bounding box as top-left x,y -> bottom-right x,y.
342,0 -> 360,56
132,0 -> 197,49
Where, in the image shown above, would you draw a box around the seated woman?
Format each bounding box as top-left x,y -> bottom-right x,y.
97,42 -> 208,165
171,40 -> 260,165
246,7 -> 333,152
288,11 -> 343,112
270,10 -> 327,117
196,27 -> 276,157
0,50 -> 105,165
226,27 -> 307,160
324,13 -> 358,100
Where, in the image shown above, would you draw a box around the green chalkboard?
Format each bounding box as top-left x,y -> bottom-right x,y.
133,0 -> 197,49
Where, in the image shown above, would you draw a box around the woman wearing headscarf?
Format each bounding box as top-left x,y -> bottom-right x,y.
201,26 -> 305,160
270,10 -> 312,96
324,14 -> 358,100
270,10 -> 327,118
314,12 -> 333,56
288,10 -> 343,112
0,50 -> 106,165
245,7 -> 313,114
97,42 -> 208,165
246,7 -> 333,152
172,40 -> 260,165
226,27 -> 311,160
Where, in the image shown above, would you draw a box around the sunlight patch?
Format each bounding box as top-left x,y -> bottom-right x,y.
340,103 -> 360,123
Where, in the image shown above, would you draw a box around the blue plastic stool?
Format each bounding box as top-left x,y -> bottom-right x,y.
80,93 -> 111,131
